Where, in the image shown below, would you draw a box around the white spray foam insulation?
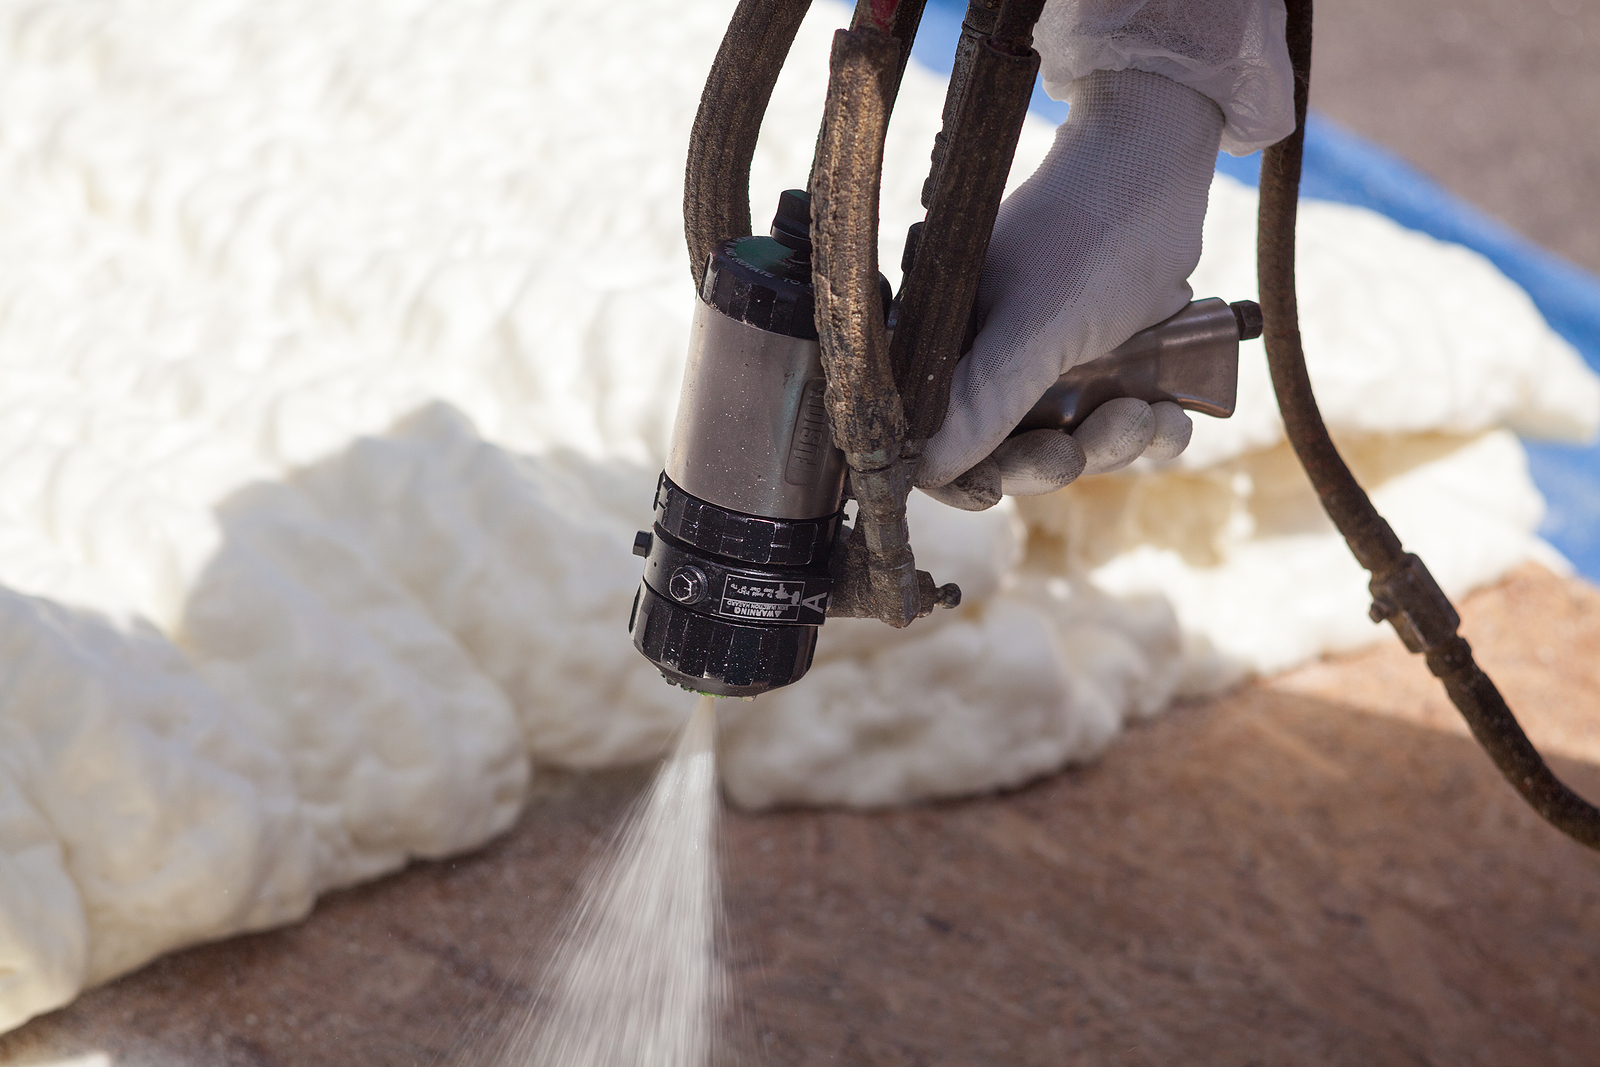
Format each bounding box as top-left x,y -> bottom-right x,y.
0,0 -> 1592,1030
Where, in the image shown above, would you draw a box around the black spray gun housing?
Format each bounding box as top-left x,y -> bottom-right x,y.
629,191 -> 886,697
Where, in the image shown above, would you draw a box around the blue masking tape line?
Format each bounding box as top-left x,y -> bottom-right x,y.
1525,441 -> 1600,579
910,1 -> 1600,578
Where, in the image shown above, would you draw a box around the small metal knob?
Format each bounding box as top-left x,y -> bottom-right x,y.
668,565 -> 709,605
1230,299 -> 1263,341
632,530 -> 653,557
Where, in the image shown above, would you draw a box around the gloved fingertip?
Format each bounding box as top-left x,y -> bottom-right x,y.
918,455 -> 1002,511
994,429 -> 1086,496
1143,401 -> 1193,462
1076,397 -> 1154,476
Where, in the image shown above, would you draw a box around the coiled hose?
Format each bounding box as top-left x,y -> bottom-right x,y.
1262,0 -> 1600,849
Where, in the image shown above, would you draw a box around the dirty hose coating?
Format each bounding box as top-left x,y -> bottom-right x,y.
1262,0 -> 1600,849
849,0 -> 929,104
810,0 -> 1041,626
684,0 -> 812,284
809,25 -> 925,626
889,4 -> 1043,441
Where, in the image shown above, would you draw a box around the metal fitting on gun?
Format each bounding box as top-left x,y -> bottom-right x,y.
1013,298 -> 1257,437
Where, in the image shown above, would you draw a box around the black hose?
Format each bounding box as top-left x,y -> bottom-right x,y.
891,0 -> 1044,441
1260,0 -> 1600,849
684,0 -> 813,285
849,0 -> 929,106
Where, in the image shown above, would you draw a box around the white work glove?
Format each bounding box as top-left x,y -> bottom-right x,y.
917,67 -> 1226,511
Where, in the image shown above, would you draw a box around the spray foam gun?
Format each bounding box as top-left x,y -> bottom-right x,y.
624,0 -> 1600,855
626,0 -> 1256,698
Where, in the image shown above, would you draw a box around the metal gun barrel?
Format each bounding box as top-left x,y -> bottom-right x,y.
1012,297 -> 1260,436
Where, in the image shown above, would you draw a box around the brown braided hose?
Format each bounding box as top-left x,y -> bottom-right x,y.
889,0 -> 1045,442
1262,0 -> 1600,849
810,25 -> 924,626
813,0 -> 1044,626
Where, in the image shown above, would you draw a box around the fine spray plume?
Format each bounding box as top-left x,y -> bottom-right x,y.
478,696 -> 723,1067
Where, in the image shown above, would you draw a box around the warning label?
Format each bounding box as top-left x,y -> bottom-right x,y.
719,576 -> 828,622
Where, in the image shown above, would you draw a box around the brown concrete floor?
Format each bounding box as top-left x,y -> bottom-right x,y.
0,564 -> 1596,1066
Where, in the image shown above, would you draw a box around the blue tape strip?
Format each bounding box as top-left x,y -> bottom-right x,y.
910,1 -> 1600,578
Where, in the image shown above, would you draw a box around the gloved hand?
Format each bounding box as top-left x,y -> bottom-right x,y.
916,67 -> 1226,511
